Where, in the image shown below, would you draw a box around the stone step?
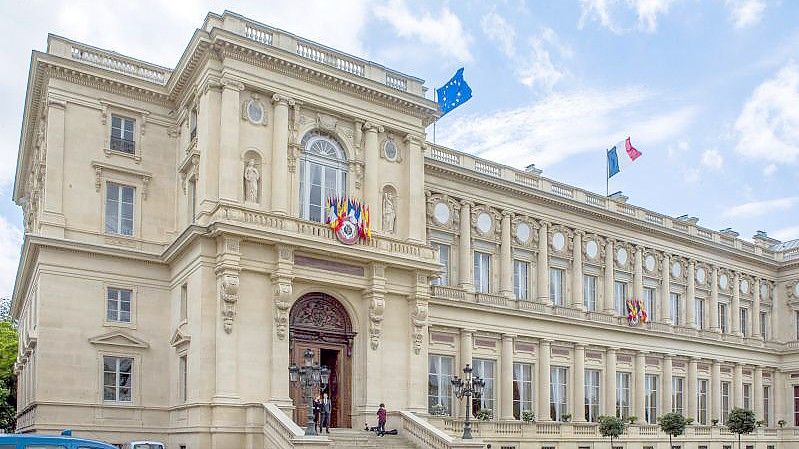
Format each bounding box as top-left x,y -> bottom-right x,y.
326,428 -> 419,449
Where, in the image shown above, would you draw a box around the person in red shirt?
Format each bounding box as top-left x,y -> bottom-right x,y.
376,403 -> 387,436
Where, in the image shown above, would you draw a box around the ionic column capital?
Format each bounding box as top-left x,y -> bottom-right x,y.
272,93 -> 295,106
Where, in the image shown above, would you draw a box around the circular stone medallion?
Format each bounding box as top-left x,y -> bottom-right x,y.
644,255 -> 656,272
384,140 -> 398,161
696,267 -> 706,284
719,274 -> 729,290
247,100 -> 264,124
794,283 -> 799,297
552,232 -> 565,251
741,279 -> 750,294
433,202 -> 450,225
760,283 -> 769,299
586,240 -> 599,259
516,222 -> 531,244
477,212 -> 492,234
616,247 -> 628,265
671,261 -> 682,278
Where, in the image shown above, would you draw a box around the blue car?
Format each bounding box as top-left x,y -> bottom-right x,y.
0,432 -> 118,449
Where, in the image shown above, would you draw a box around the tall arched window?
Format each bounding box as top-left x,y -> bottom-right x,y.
299,132 -> 347,222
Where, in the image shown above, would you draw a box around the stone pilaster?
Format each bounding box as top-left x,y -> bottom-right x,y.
733,363 -> 743,408
605,348 -> 617,416
633,245 -> 644,301
407,272 -> 429,413
214,235 -> 241,401
500,334 -> 515,420
197,81 -> 222,218
661,254 -> 671,324
732,272 -> 742,336
500,211 -> 513,298
687,261 -> 696,328
219,78 -> 244,202
753,366 -> 763,420
635,351 -> 646,419
270,244 -> 294,407
687,358 -> 698,420
406,135 -> 425,242
538,339 -> 552,421
270,94 -> 293,214
603,239 -> 615,314
753,278 -> 762,338
41,97 -> 67,236
537,221 -> 550,304
458,201 -> 473,291
710,267 -> 720,332
572,232 -> 584,309
573,344 -> 586,421
363,123 -> 382,230
711,361 -> 721,422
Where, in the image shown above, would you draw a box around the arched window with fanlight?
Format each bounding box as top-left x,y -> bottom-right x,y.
299,131 -> 348,222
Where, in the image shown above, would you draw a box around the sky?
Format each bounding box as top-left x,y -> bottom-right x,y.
0,0 -> 798,299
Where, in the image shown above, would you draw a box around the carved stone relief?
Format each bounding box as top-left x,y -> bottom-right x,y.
471,205 -> 501,239
426,192 -> 461,230
512,216 -> 539,247
219,273 -> 240,334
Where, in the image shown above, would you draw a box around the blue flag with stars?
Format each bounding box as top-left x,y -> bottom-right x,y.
436,68 -> 472,116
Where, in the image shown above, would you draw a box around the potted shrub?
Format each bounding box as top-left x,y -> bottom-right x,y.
658,412 -> 689,449
599,415 -> 626,447
778,419 -> 786,428
476,408 -> 493,421
756,419 -> 766,428
711,418 -> 719,426
430,404 -> 448,416
521,410 -> 535,423
562,413 -> 572,423
727,408 -> 756,449
628,416 -> 638,425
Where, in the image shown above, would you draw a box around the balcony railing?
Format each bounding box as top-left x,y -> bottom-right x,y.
110,137 -> 135,154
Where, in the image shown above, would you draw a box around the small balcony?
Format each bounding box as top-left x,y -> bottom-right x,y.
110,136 -> 135,154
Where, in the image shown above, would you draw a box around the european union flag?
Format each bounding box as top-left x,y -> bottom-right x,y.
436,68 -> 472,116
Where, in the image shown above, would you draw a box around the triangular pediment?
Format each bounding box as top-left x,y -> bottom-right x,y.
89,331 -> 149,349
170,327 -> 191,348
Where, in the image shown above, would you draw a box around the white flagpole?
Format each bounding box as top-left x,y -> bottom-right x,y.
606,149 -> 609,197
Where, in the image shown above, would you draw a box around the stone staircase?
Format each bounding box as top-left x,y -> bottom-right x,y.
327,428 -> 420,449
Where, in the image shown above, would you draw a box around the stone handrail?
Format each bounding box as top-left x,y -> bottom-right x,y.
264,403 -> 330,449
396,411 -> 484,449
68,40 -> 170,85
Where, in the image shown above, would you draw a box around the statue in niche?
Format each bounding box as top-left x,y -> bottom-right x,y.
244,159 -> 260,203
382,190 -> 396,234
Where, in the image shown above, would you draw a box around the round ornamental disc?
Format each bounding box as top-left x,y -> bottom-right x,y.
247,100 -> 263,123
644,255 -> 656,272
794,283 -> 799,297
552,232 -> 565,251
477,213 -> 492,234
671,262 -> 682,278
586,240 -> 598,259
616,247 -> 628,265
335,219 -> 360,245
759,283 -> 768,299
433,202 -> 450,225
384,141 -> 398,161
696,267 -> 706,284
719,274 -> 729,290
516,223 -> 531,244
740,279 -> 749,294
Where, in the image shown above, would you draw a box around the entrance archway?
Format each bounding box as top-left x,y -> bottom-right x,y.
289,293 -> 355,429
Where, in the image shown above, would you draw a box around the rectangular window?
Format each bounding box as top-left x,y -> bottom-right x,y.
106,287 -> 132,323
796,311 -> 799,340
549,268 -> 564,306
513,260 -> 529,300
670,293 -> 681,326
697,379 -> 708,425
179,355 -> 187,403
743,383 -> 751,410
428,355 -> 454,415
695,298 -> 705,329
672,376 -> 684,414
583,275 -> 597,311
644,287 -> 656,321
645,374 -> 658,424
719,303 -> 729,334
513,362 -> 534,420
103,356 -> 133,402
585,369 -> 601,422
550,366 -> 568,421
763,385 -> 770,427
614,281 -> 628,315
760,311 -> 768,340
616,372 -> 631,419
794,385 -> 799,426
740,307 -> 749,336
180,283 -> 188,322
472,359 -> 496,415
105,182 -> 135,236
110,114 -> 136,154
432,244 -> 450,286
721,381 -> 731,424
474,252 -> 491,293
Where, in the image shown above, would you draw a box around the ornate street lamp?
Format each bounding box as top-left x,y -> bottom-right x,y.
288,348 -> 331,436
451,363 -> 485,439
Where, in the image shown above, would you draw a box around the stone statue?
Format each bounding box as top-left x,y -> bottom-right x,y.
244,159 -> 260,202
383,191 -> 396,234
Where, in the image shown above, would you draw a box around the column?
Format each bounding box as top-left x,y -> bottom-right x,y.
214,236 -> 240,402
733,363 -> 743,408
773,370 -> 785,425
732,272 -> 741,336
687,261 -> 696,328
711,361 -> 721,423
663,354 -> 673,413
572,232 -> 584,309
635,351 -> 646,419
752,278 -> 762,338
633,246 -> 644,300
270,94 -> 291,214
710,267 -> 720,332
537,221 -> 550,304
605,348 -> 618,416
270,245 -> 294,408
538,339 -> 552,421
500,335 -> 515,420
406,135 -> 426,242
458,329 -> 473,418
500,212 -> 513,298
362,123 -> 381,228
198,83 -> 222,213
687,358 -> 698,420
219,78 -> 243,202
573,344 -> 586,421
458,201 -> 473,291
753,366 -> 763,419
603,240 -> 615,314
43,99 -> 66,214
661,254 -> 671,324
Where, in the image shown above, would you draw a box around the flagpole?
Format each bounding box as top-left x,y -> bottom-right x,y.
605,149 -> 609,197
433,122 -> 436,145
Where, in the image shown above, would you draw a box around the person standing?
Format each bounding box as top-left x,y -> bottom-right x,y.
312,394 -> 322,433
376,403 -> 387,436
321,393 -> 332,433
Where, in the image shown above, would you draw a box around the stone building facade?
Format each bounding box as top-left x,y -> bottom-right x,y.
11,10 -> 799,449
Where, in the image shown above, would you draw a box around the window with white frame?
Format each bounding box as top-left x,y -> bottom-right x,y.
474,252 -> 491,293
719,303 -> 729,334
103,356 -> 133,402
110,114 -> 136,154
795,386 -> 799,426
432,244 -> 450,286
513,260 -> 529,300
740,307 -> 749,336
614,281 -> 628,315
644,287 -> 656,320
106,287 -> 132,323
645,374 -> 658,424
672,376 -> 684,414
472,359 -> 495,416
299,133 -> 347,223
550,366 -> 568,421
583,275 -> 597,311
743,383 -> 752,410
585,369 -> 601,422
513,362 -> 534,420
180,283 -> 188,322
616,372 -> 631,419
179,355 -> 187,403
105,182 -> 135,236
428,354 -> 454,415
695,298 -> 705,329
697,379 -> 708,424
549,268 -> 564,306
721,381 -> 731,424
763,385 -> 770,426
670,292 -> 681,325
760,311 -> 768,340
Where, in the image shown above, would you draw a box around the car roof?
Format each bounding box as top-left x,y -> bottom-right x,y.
0,434 -> 117,448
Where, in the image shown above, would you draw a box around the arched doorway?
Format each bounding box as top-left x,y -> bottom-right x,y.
289,293 -> 355,429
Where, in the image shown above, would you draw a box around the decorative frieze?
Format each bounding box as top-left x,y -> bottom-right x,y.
426,192 -> 461,230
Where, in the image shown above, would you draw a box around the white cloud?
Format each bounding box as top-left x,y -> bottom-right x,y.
725,0 -> 766,29
373,0 -> 472,63
0,216 -> 23,299
579,0 -> 620,33
763,163 -> 777,176
578,0 -> 676,34
632,0 -> 676,33
517,28 -> 569,91
722,196 -> 798,219
733,63 -> 799,165
773,225 -> 799,242
481,10 -> 515,58
701,149 -> 723,170
667,139 -> 690,158
436,86 -> 697,168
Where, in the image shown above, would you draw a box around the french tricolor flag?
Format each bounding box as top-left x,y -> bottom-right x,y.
607,137 -> 642,179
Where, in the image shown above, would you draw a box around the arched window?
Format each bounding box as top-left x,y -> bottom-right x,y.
299,132 -> 347,222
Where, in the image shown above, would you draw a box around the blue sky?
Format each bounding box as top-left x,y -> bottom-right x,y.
0,0 -> 797,297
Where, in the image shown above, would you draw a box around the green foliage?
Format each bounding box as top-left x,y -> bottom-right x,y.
475,408 -> 492,421
0,298 -> 17,432
658,412 -> 689,437
627,415 -> 638,424
561,413 -> 572,422
756,419 -> 766,427
598,415 -> 625,438
521,410 -> 535,422
727,408 -> 756,435
778,419 -> 786,428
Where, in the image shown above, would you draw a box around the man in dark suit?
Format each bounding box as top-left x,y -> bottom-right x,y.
320,392 -> 332,433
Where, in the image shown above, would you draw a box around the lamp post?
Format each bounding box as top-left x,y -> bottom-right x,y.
288,348 -> 331,436
451,363 -> 485,439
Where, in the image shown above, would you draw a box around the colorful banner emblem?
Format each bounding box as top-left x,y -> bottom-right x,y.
325,196 -> 371,245
626,298 -> 648,326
